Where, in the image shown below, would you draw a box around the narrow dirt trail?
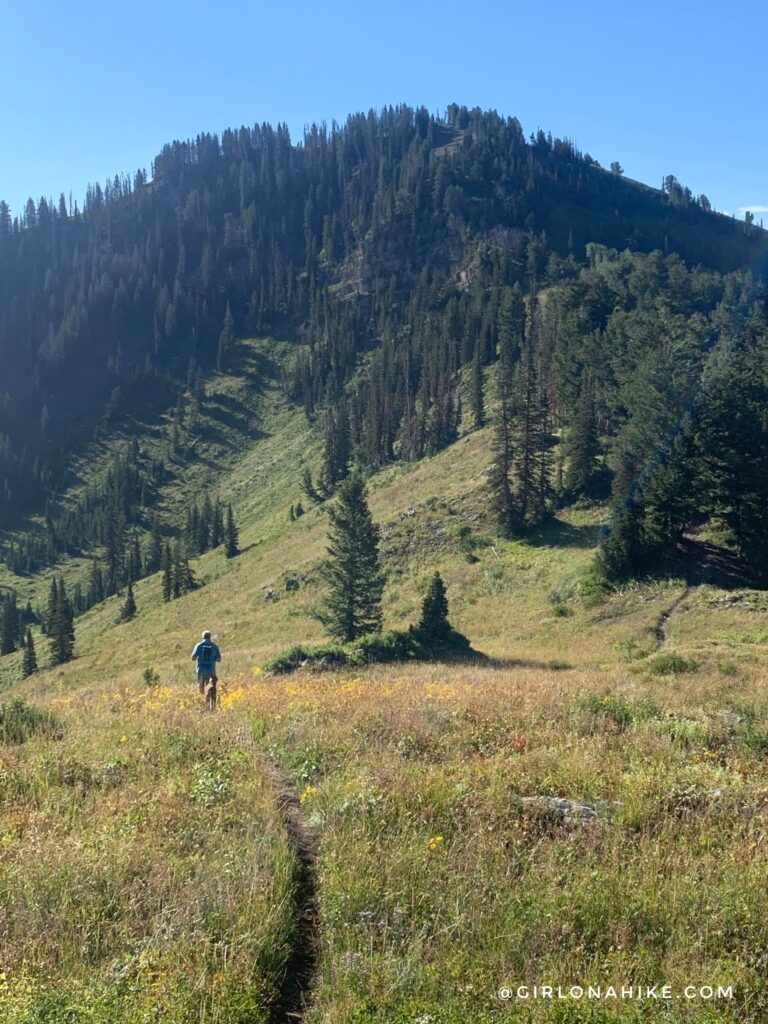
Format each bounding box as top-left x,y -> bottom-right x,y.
653,585 -> 693,648
226,721 -> 319,1023
262,755 -> 319,1024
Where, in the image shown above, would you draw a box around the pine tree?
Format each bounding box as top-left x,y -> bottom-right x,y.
417,572 -> 451,642
120,581 -> 137,622
225,504 -> 239,558
49,578 -> 75,665
211,500 -> 224,548
512,337 -> 553,528
46,577 -> 59,635
316,473 -> 386,642
147,513 -> 163,573
197,495 -> 212,553
162,543 -> 173,603
88,560 -> 105,606
322,400 -> 351,490
470,339 -> 484,429
217,303 -> 235,371
0,592 -> 19,655
563,380 -> 600,497
415,571 -> 470,651
22,628 -> 37,677
488,333 -> 518,536
301,468 -> 323,504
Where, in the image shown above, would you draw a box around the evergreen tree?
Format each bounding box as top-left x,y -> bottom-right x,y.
322,400 -> 351,490
488,333 -> 518,536
88,560 -> 105,606
470,339 -> 484,429
225,504 -> 239,558
119,581 -> 137,622
217,303 -> 235,371
316,473 -> 386,642
46,577 -> 59,635
301,468 -> 323,504
417,572 -> 451,642
211,500 -> 224,548
147,513 -> 163,573
162,543 -> 173,603
22,628 -> 37,677
49,577 -> 75,665
0,592 -> 19,655
563,380 -> 601,497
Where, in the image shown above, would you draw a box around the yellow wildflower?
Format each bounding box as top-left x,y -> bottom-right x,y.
427,835 -> 444,851
299,785 -> 317,805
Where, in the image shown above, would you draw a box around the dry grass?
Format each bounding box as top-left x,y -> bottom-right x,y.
2,340 -> 768,1019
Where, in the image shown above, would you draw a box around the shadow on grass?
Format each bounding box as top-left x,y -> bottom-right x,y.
525,517 -> 603,550
480,655 -> 574,672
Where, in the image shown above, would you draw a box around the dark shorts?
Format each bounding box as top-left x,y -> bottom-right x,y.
198,673 -> 218,703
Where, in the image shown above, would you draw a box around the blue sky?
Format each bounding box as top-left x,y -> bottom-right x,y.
1,0 -> 766,220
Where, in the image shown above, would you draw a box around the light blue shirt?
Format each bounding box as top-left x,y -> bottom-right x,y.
191,640 -> 221,675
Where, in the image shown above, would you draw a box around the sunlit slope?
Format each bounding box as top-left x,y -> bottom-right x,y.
4,335 -> 768,691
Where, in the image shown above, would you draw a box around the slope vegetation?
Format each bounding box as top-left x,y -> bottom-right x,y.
1,344 -> 768,1021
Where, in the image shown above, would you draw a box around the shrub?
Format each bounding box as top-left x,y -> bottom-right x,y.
264,625 -> 473,675
0,698 -> 63,744
647,652 -> 698,676
142,666 -> 160,688
264,643 -> 347,675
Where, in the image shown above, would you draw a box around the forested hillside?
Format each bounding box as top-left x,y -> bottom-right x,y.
1,103 -> 767,606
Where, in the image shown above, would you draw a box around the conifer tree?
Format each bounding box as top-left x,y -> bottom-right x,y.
46,577 -> 59,635
417,572 -> 451,643
217,303 -> 235,371
316,473 -> 386,642
563,380 -> 600,497
120,581 -> 137,622
162,543 -> 173,603
322,400 -> 351,490
22,628 -> 37,677
225,504 -> 239,558
301,468 -> 323,504
49,578 -> 75,665
147,513 -> 164,574
0,592 -> 19,655
470,339 -> 484,429
488,334 -> 518,536
88,560 -> 105,606
211,500 -> 224,548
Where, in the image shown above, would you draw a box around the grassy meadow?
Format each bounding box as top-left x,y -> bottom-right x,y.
1,341 -> 768,1021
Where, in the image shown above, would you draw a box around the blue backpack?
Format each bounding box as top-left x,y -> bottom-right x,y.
198,641 -> 214,669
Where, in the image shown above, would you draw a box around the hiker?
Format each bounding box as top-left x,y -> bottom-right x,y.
191,630 -> 222,709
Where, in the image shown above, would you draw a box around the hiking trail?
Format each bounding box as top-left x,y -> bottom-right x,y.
227,721 -> 319,1022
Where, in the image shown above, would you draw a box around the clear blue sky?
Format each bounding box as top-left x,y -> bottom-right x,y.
2,0 -> 766,220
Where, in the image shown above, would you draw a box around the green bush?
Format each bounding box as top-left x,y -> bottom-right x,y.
348,630 -> 418,666
263,643 -> 347,674
0,698 -> 63,744
264,625 -> 473,675
576,693 -> 663,729
647,652 -> 698,676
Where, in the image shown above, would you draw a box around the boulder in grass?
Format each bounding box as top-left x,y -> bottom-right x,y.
520,796 -> 598,826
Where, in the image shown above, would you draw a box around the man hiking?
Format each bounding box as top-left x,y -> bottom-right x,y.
191,630 -> 222,710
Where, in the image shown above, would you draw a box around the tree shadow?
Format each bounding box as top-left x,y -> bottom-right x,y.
648,536 -> 756,591
525,517 -> 603,550
481,655 -> 574,672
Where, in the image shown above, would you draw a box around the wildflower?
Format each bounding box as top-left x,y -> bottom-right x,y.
427,835 -> 444,851
299,785 -> 317,805
119,735 -> 127,743
252,666 -> 262,676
